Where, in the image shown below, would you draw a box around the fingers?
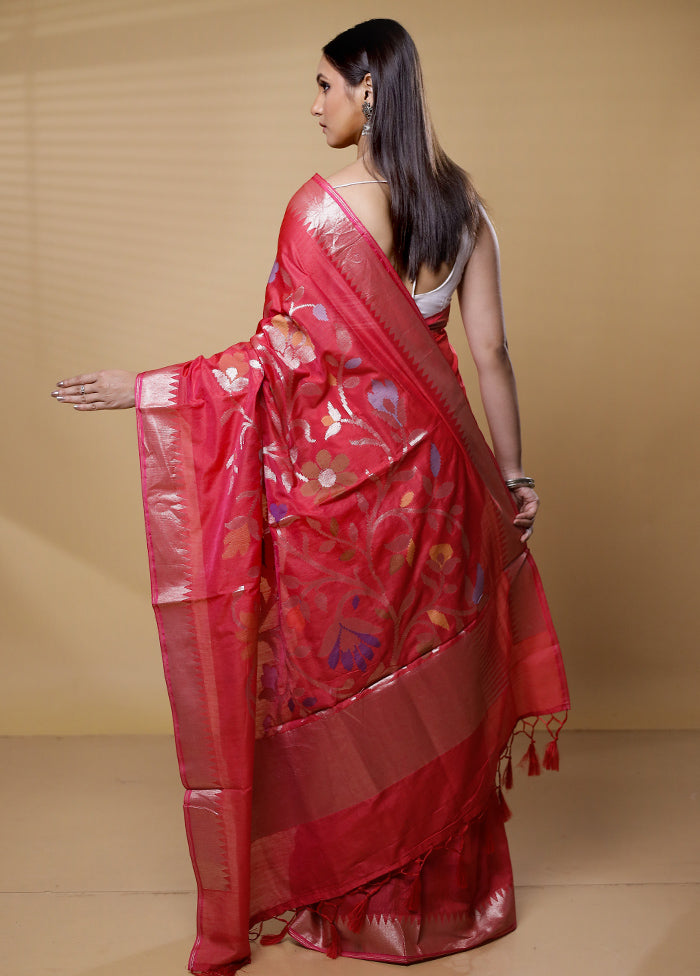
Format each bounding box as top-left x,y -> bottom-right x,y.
51,374 -> 99,402
51,372 -> 101,407
512,490 -> 538,543
56,372 -> 99,390
52,388 -> 102,406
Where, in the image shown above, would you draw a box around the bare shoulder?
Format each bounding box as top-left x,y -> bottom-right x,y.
475,206 -> 499,253
325,162 -> 392,256
461,206 -> 501,286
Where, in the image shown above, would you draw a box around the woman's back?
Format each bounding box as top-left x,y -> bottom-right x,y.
328,160 -> 461,299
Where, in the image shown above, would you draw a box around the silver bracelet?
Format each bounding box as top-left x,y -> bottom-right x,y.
505,476 -> 535,490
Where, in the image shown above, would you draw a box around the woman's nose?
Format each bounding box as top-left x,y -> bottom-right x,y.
310,93 -> 322,117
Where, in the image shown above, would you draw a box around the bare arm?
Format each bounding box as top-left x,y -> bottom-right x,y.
51,370 -> 137,410
456,212 -> 538,541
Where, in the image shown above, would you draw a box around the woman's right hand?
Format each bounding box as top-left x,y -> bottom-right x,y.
51,370 -> 137,411
510,484 -> 539,543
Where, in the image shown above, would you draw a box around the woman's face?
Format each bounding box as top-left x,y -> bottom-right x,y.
311,56 -> 367,149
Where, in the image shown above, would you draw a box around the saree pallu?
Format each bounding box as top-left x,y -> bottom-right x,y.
136,174 -> 570,975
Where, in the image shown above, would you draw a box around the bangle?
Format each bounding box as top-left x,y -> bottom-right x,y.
505,476 -> 535,490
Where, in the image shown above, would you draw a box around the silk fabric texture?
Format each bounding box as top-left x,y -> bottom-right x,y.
136,175 -> 570,975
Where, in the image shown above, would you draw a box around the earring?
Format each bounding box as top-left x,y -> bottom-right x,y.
361,99 -> 373,136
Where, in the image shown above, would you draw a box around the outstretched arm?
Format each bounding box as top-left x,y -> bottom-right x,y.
456,211 -> 538,542
51,370 -> 138,410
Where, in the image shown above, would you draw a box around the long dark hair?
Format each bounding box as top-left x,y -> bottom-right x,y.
323,19 -> 483,279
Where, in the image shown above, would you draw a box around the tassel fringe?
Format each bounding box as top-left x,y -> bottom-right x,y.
316,900 -> 341,959
543,737 -> 560,770
526,739 -> 541,776
345,892 -> 371,933
260,917 -> 291,946
497,787 -> 512,822
503,755 -> 513,790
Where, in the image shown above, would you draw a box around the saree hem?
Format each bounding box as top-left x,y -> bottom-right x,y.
282,786 -> 517,964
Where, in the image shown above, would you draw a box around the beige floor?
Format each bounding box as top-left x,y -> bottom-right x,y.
1,731 -> 698,976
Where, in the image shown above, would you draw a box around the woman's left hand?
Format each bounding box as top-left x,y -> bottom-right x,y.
51,370 -> 137,411
510,485 -> 539,543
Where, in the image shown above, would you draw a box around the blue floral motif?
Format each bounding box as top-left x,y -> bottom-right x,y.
269,502 -> 288,523
312,303 -> 328,320
367,379 -> 400,424
474,563 -> 485,604
430,443 -> 441,477
345,357 -> 362,369
268,261 -> 279,284
329,623 -> 380,673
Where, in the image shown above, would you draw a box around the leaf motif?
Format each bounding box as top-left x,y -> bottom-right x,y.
406,538 -> 415,566
345,357 -> 362,368
434,482 -> 454,498
344,376 -> 360,388
319,539 -> 335,553
385,533 -> 411,553
393,469 -> 416,482
390,553 -> 404,575
339,549 -> 355,561
307,518 -> 321,531
299,383 -> 322,396
430,443 -> 441,476
400,491 -> 414,507
422,475 -> 433,495
427,609 -> 450,629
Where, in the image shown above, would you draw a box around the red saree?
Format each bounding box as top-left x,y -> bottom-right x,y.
136,175 -> 569,975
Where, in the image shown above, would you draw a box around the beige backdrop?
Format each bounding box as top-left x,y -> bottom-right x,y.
1,0 -> 698,733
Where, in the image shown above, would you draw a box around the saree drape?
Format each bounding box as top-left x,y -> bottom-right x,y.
136,175 -> 570,975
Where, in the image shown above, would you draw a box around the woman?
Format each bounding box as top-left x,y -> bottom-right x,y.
52,19 -> 568,976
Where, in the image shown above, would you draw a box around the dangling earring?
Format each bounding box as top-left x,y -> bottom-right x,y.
362,98 -> 373,136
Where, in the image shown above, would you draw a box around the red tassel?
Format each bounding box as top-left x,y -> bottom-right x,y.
325,922 -> 340,959
407,873 -> 422,913
526,740 -> 541,776
345,893 -> 370,933
503,755 -> 513,790
260,918 -> 291,946
497,787 -> 512,822
543,738 -> 560,771
316,900 -> 341,959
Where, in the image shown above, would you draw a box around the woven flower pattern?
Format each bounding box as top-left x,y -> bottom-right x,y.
300,449 -> 356,498
212,349 -> 251,394
265,314 -> 315,370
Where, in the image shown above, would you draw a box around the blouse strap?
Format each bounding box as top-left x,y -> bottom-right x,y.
331,180 -> 389,188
